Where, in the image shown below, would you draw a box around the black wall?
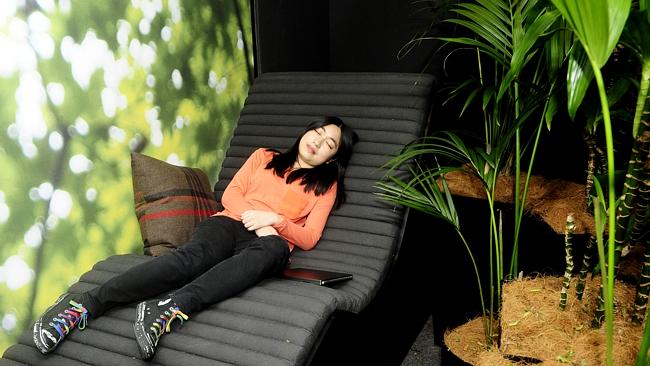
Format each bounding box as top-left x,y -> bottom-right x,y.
251,0 -> 442,75
329,1 -> 437,73
252,0 -> 330,74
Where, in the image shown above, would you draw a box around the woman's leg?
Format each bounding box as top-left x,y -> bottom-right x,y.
171,234 -> 290,314
81,216 -> 253,317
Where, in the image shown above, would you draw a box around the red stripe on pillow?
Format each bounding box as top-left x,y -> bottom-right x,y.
135,195 -> 218,218
139,209 -> 218,223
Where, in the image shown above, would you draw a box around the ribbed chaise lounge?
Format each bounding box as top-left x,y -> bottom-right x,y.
1,71 -> 433,366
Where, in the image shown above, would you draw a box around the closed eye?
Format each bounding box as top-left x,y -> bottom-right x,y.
318,128 -> 336,150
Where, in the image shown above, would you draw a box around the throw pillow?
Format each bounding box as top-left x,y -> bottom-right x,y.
131,153 -> 219,256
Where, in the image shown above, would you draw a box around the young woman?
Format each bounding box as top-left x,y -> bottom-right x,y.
33,116 -> 358,360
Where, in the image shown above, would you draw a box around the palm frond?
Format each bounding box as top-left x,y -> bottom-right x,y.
453,4 -> 511,51
497,10 -> 561,100
437,36 -> 508,65
376,162 -> 460,229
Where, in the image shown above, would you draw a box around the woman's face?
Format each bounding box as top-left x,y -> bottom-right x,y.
296,124 -> 342,169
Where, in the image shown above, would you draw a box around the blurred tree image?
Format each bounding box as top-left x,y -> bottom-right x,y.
0,0 -> 252,354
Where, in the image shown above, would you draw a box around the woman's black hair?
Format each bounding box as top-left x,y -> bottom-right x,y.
265,116 -> 359,209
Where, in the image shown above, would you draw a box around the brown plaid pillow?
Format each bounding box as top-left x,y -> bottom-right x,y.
131,153 -> 219,256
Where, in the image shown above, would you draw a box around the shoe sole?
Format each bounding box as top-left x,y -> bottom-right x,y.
32,318 -> 49,354
33,293 -> 69,354
133,301 -> 155,360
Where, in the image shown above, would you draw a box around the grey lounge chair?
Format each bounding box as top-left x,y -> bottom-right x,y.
1,71 -> 433,366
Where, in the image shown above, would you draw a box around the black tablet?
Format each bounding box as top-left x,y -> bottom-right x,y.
282,267 -> 353,286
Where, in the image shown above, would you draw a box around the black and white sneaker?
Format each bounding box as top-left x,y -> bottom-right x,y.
33,293 -> 88,354
133,298 -> 188,360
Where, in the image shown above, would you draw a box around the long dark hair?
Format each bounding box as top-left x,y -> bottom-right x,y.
265,116 -> 359,209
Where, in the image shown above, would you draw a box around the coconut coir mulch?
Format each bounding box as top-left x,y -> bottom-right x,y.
444,276 -> 644,365
443,170 -> 595,235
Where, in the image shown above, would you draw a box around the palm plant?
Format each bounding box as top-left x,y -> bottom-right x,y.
378,0 -> 564,345
377,135 -> 494,341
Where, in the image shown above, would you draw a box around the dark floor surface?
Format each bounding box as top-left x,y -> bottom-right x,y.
401,316 -> 441,366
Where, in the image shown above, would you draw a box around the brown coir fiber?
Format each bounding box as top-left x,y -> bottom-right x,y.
445,319 -> 560,366
444,276 -> 644,365
443,170 -> 594,235
499,276 -> 642,365
444,317 -> 490,365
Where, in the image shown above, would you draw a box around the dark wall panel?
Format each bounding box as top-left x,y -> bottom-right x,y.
329,0 -> 438,73
253,0 -> 329,75
251,0 -> 443,74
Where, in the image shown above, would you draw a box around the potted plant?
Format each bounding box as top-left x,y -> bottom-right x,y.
379,0 -> 567,358
379,0 -> 650,364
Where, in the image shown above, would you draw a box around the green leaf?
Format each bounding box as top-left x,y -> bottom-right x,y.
550,0 -> 631,68
566,44 -> 594,119
482,86 -> 495,111
622,10 -> 650,137
643,0 -> 650,11
461,87 -> 483,118
545,94 -> 558,130
545,25 -> 572,79
606,77 -> 632,106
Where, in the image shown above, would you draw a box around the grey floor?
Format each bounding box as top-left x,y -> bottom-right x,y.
401,316 -> 441,365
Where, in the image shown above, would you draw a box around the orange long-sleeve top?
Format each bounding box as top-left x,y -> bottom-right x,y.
215,148 -> 337,251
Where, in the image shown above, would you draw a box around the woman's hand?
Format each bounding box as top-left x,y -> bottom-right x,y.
255,226 -> 279,237
241,210 -> 281,231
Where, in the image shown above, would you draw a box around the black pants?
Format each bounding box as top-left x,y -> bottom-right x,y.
80,216 -> 290,317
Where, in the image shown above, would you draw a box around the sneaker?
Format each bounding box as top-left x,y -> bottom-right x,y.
133,298 -> 188,360
33,293 -> 88,354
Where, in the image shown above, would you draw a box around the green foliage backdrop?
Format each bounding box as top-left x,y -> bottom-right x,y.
0,0 -> 252,354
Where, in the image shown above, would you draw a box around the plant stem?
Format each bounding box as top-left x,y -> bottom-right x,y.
632,170 -> 650,323
628,124 -> 650,248
630,178 -> 650,247
614,128 -> 650,270
560,214 -> 576,310
510,92 -> 552,277
513,129 -> 521,275
486,188 -> 502,337
633,222 -> 650,324
584,133 -> 597,208
576,235 -> 594,300
592,61 -> 616,366
636,301 -> 650,366
513,73 -> 521,275
457,231 -> 490,343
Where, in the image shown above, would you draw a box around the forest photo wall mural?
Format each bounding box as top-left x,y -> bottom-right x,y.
0,0 -> 253,353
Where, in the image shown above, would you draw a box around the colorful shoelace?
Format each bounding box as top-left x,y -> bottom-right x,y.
150,307 -> 189,346
49,300 -> 88,338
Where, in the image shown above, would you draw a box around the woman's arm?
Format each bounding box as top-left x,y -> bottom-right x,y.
271,187 -> 336,250
241,188 -> 336,250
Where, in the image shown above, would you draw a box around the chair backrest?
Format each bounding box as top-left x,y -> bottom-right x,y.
214,72 -> 434,313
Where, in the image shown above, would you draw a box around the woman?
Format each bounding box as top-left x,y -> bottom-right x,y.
33,116 -> 358,360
